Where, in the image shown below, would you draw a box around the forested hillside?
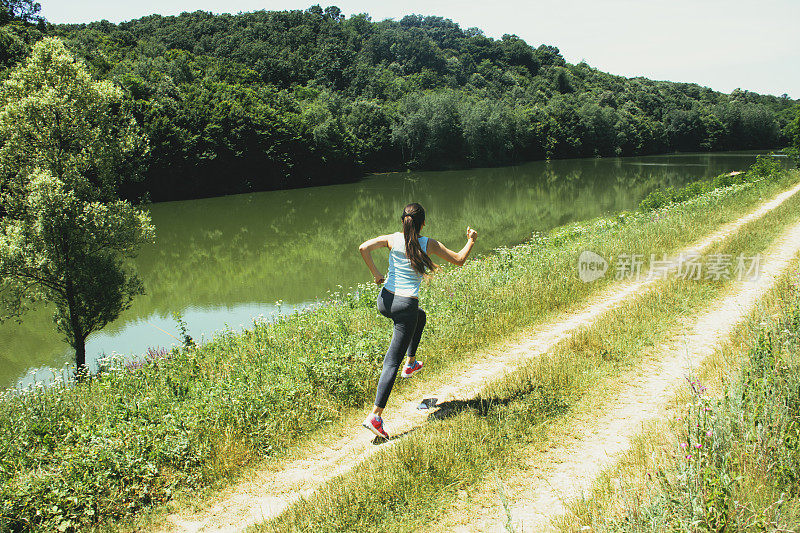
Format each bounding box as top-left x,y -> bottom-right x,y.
1,5 -> 797,201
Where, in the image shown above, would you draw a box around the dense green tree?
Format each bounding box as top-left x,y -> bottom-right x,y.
461,97 -> 522,165
344,98 -> 395,168
499,34 -> 539,74
785,104 -> 800,162
0,22 -> 34,67
0,0 -> 41,24
392,90 -> 462,168
0,6 -> 784,201
0,38 -> 147,205
665,108 -> 708,152
0,38 -> 154,371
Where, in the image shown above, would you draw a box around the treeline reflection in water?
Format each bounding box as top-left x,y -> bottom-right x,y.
1,151 -> 789,388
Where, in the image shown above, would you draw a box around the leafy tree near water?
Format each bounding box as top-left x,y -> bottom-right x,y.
786,104 -> 800,163
0,38 -> 154,372
25,7 -> 789,201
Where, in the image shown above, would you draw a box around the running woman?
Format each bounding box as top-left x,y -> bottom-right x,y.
358,202 -> 478,439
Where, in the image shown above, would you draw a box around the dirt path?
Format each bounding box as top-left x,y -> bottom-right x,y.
427,222 -> 800,532
157,182 -> 800,533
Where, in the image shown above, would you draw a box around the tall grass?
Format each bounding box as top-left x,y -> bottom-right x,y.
563,268 -> 800,532
256,179 -> 800,532
0,167 -> 796,531
638,153 -> 783,211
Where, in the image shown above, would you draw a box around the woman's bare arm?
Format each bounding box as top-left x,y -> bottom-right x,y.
358,235 -> 391,284
427,226 -> 478,266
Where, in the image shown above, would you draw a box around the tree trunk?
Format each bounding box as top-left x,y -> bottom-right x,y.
75,339 -> 86,370
64,277 -> 87,378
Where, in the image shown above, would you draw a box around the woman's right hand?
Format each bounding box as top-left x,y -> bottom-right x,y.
467,226 -> 478,241
374,275 -> 385,285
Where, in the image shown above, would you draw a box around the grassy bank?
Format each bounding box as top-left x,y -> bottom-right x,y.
256,280 -> 718,532
558,263 -> 800,532
0,165 -> 796,531
637,154 -> 782,211
255,169 -> 800,531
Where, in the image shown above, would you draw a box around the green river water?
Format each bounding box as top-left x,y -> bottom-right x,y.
1,151 -> 789,388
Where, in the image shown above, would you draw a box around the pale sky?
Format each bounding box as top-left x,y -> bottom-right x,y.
41,0 -> 799,98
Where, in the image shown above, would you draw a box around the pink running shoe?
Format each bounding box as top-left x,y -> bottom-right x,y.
362,414 -> 389,439
401,360 -> 423,378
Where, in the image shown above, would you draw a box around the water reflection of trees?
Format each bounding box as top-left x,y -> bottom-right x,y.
134,153 -> 764,314
0,152 -> 775,386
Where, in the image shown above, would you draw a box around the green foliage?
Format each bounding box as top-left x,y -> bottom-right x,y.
0,171 -> 154,344
639,156 -> 783,211
0,170 -> 794,531
0,0 -> 42,25
260,185 -> 800,532
172,312 -> 194,348
747,152 -> 784,180
785,104 -> 800,163
0,37 -> 148,205
0,8 -> 787,201
0,21 -> 41,69
0,38 -> 155,368
595,275 -> 800,531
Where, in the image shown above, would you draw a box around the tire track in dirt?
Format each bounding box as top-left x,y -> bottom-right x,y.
429,221 -> 800,533
157,181 -> 800,533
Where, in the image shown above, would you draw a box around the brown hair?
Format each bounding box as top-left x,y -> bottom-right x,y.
402,203 -> 436,275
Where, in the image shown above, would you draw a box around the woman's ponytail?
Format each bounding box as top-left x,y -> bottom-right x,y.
402,203 -> 436,275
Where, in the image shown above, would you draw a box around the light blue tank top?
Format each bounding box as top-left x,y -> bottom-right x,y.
384,232 -> 429,297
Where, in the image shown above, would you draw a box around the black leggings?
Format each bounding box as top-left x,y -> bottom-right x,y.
374,288 -> 427,409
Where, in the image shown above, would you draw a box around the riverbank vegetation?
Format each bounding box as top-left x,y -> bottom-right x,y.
1,5 -> 797,201
638,153 -> 783,211
0,38 -> 155,371
0,163 -> 795,531
258,176 -> 800,532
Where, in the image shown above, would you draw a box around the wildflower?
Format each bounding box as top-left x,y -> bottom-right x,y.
706,430 -> 712,437
680,442 -> 688,449
694,443 -> 702,449
685,454 -> 693,460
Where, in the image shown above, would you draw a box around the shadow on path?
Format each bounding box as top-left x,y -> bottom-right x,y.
368,396 -> 516,445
